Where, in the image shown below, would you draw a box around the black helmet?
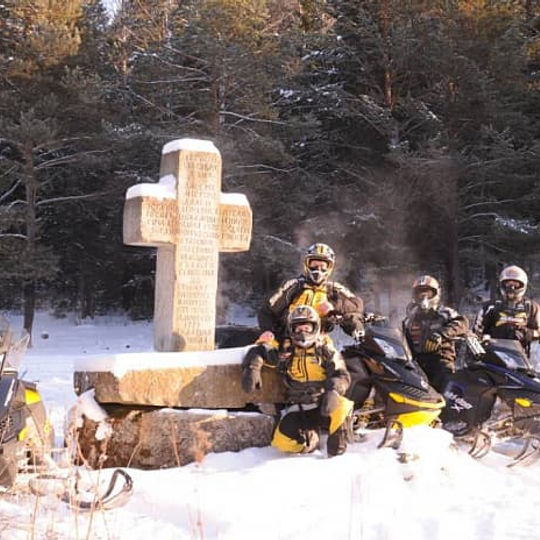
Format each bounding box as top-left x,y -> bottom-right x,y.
499,265 -> 527,303
303,243 -> 335,285
287,305 -> 321,348
412,275 -> 441,311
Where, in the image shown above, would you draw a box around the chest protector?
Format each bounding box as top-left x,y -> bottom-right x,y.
407,310 -> 448,353
280,338 -> 331,384
487,301 -> 530,339
288,283 -> 330,319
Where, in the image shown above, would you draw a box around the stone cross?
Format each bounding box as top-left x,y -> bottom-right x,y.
123,139 -> 252,352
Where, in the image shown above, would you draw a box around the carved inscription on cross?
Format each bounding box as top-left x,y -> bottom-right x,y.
123,139 -> 252,352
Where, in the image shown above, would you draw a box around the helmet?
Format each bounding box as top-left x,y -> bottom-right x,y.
287,305 -> 321,348
412,275 -> 441,311
303,243 -> 335,285
499,265 -> 528,303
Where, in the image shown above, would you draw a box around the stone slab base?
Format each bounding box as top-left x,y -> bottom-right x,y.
77,406 -> 275,469
74,364 -> 286,409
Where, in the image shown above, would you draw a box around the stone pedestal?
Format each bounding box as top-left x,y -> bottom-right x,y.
73,347 -> 287,408
77,407 -> 275,469
73,347 -> 285,468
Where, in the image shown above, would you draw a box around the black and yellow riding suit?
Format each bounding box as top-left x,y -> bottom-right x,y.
474,298 -> 540,355
258,276 -> 364,341
243,335 -> 353,457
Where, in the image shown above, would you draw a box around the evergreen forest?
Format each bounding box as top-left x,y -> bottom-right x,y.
2,0 -> 540,333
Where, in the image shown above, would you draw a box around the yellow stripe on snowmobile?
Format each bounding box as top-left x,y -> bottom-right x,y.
24,388 -> 42,405
18,426 -> 27,441
329,396 -> 354,435
515,398 -> 532,408
389,392 -> 445,410
395,410 -> 442,428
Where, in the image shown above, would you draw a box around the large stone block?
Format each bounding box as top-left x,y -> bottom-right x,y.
73,346 -> 287,409
77,407 -> 275,469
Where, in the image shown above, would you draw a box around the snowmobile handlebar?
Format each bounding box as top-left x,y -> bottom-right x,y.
457,333 -> 487,358
326,312 -> 386,325
363,312 -> 387,325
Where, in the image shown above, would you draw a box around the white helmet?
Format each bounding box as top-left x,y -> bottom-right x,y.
499,265 -> 528,303
412,275 -> 441,311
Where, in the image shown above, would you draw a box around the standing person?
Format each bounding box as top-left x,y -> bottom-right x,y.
242,305 -> 353,457
402,275 -> 469,392
474,265 -> 540,356
258,243 -> 364,342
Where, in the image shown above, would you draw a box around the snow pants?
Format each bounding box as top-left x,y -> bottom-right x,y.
271,396 -> 354,457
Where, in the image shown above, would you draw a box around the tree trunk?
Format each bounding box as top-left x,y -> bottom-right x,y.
23,281 -> 35,344
23,143 -> 38,341
446,214 -> 463,308
380,0 -> 393,110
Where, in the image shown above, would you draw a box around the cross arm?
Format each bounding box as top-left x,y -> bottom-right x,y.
123,184 -> 178,247
218,193 -> 252,252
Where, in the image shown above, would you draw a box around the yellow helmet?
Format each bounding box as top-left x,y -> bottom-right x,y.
287,305 -> 321,348
303,243 -> 335,285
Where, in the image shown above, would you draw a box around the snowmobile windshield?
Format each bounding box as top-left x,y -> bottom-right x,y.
369,327 -> 412,361
0,316 -> 11,354
0,317 -> 29,372
486,338 -> 533,371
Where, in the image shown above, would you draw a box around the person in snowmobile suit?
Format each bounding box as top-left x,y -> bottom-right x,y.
402,275 -> 469,393
242,305 -> 354,457
257,243 -> 364,343
473,265 -> 540,356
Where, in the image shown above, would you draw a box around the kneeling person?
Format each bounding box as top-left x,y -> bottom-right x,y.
242,305 -> 353,457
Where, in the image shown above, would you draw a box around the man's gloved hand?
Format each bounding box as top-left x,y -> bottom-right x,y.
320,389 -> 340,417
424,332 -> 443,353
242,364 -> 263,393
241,351 -> 264,393
256,331 -> 275,346
317,301 -> 335,318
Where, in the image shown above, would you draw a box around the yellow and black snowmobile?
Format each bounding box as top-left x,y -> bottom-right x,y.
0,318 -> 53,488
342,314 -> 446,448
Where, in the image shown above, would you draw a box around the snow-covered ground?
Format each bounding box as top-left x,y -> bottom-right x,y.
0,311 -> 539,539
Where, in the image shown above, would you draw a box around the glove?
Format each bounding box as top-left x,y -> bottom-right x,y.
242,364 -> 263,393
256,331 -> 275,346
317,301 -> 335,318
424,332 -> 443,353
320,389 -> 340,417
241,351 -> 264,393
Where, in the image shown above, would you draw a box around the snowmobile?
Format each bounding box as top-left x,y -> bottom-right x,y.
440,334 -> 540,465
0,317 -> 53,488
342,314 -> 446,449
0,316 -> 133,507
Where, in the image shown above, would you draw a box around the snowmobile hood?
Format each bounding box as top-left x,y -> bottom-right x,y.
484,338 -> 534,371
364,326 -> 412,362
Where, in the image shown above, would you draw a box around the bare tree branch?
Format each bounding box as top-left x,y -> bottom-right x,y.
462,198 -> 519,211
36,190 -> 120,207
459,212 -> 500,224
219,110 -> 288,126
35,150 -> 108,170
0,233 -> 26,240
0,178 -> 21,204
